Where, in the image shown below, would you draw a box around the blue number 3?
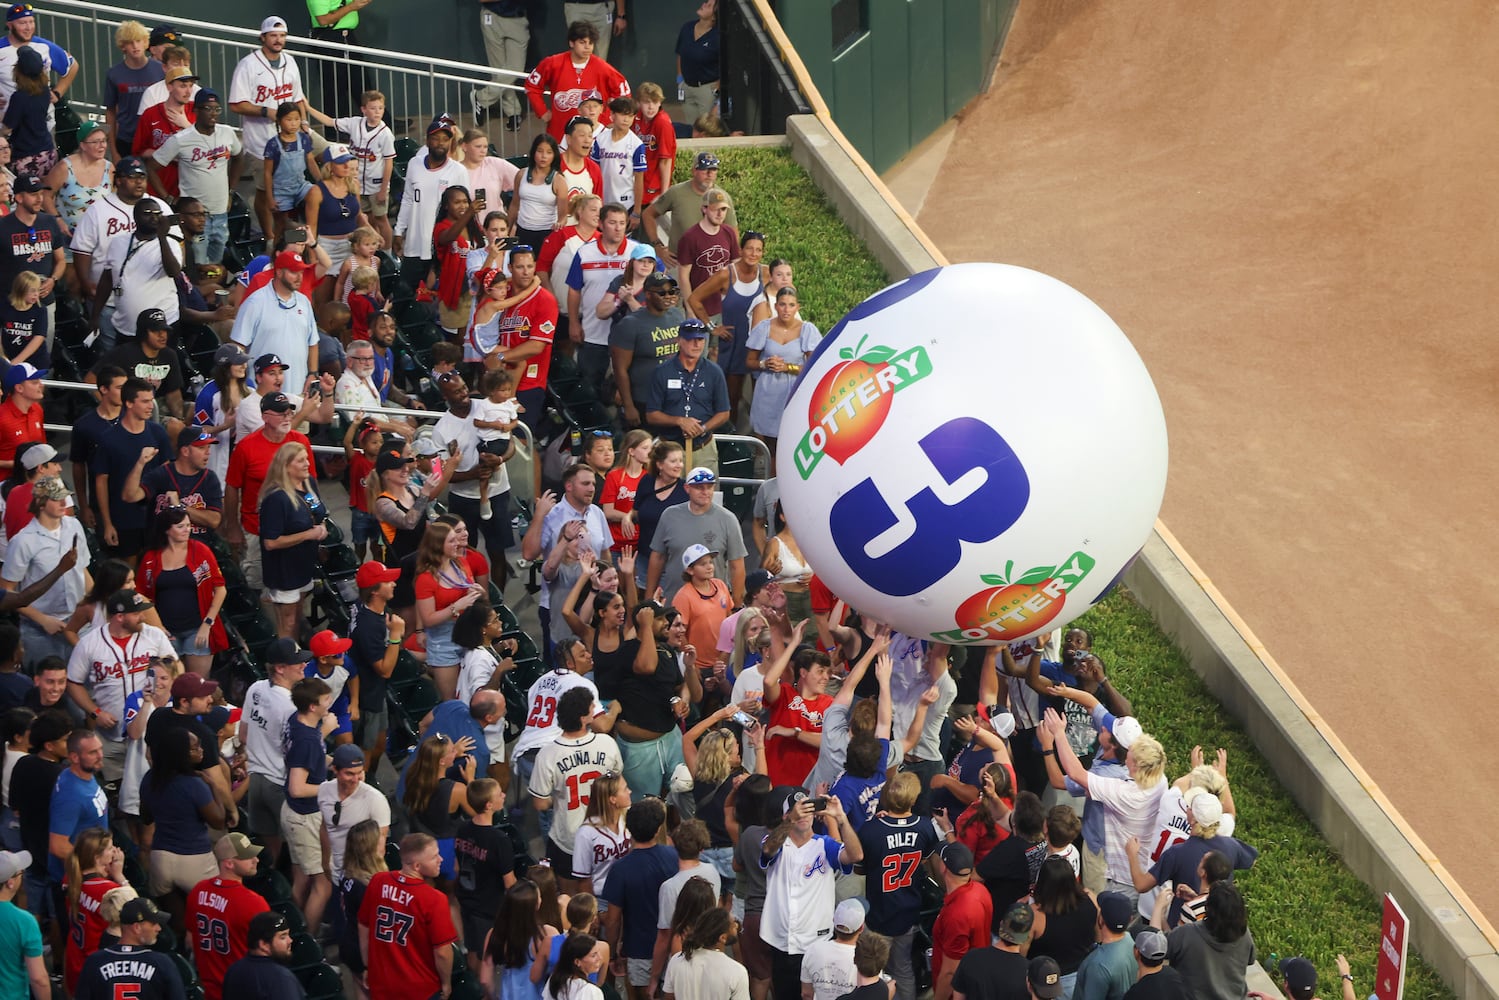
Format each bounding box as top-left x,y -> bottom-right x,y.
829,418 -> 1030,596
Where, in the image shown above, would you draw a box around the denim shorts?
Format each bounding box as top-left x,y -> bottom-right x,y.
424,620 -> 460,667
351,508 -> 380,545
172,627 -> 212,658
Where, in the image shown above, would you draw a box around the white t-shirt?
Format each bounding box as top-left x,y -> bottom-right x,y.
229,51 -> 305,158
528,732 -> 622,853
153,125 -> 242,214
800,938 -> 858,1000
512,668 -> 601,758
235,390 -> 304,439
544,979 -> 604,1000
456,647 -> 509,763
115,236 -> 184,325
1086,773 -> 1167,888
572,816 -> 628,888
657,863 -> 722,929
70,194 -> 173,302
663,947 -> 750,1000
335,116 -> 397,196
434,407 -> 509,500
470,396 -> 518,444
137,79 -> 201,116
392,154 -> 469,260
729,664 -> 765,771
317,779 -> 391,879
241,679 -> 296,781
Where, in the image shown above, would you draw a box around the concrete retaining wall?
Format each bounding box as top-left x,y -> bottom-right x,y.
778,109 -> 1499,1000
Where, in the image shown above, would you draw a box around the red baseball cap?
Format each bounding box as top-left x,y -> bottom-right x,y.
355,561 -> 401,589
273,250 -> 314,272
309,629 -> 353,658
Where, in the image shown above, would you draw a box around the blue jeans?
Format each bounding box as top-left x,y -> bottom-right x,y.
883,927 -> 916,1000
512,749 -> 552,839
202,213 -> 230,268
20,617 -> 72,673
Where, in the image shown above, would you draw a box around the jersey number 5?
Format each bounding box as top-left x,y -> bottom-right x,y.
374,905 -> 414,945
881,851 -> 924,893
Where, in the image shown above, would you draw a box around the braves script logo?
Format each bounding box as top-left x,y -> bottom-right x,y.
931,552 -> 1097,644
793,334 -> 931,479
254,83 -> 296,104
104,217 -> 137,237
188,145 -> 233,169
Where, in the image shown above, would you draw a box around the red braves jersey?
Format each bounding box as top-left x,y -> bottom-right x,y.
525,53 -> 630,143
766,682 -> 832,787
632,110 -> 677,204
497,282 -> 558,393
132,103 -> 196,197
187,876 -> 270,1000
66,873 -> 121,994
359,870 -> 458,1000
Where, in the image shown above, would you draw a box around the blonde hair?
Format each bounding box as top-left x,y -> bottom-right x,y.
258,441 -> 313,515
637,82 -> 665,104
568,192 -> 602,219
881,772 -> 920,814
1128,734 -> 1167,789
8,271 -> 39,310
351,265 -> 379,292
115,21 -> 150,47
99,886 -> 138,929
728,607 -> 766,677
584,772 -> 627,831
1187,764 -> 1227,797
349,225 -> 379,251
343,818 -> 389,884
693,728 -> 737,786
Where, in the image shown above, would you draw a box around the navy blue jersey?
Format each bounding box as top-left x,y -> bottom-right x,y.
74,944 -> 187,1000
857,814 -> 941,935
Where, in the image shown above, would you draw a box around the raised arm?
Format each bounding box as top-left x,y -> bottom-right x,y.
759,619 -> 807,706
833,627 -> 888,708
874,652 -> 894,738
1040,708 -> 1091,791
978,647 -> 1001,707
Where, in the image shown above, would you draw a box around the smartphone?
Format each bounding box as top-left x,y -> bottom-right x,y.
287,227 -> 308,244
731,710 -> 756,728
475,187 -> 486,202
812,796 -> 829,812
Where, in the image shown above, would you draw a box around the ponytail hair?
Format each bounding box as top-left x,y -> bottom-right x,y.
681,907 -> 733,961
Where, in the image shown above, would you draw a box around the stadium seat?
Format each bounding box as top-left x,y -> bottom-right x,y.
297,962 -> 345,1000
245,867 -> 294,907
288,932 -> 324,972
390,675 -> 441,723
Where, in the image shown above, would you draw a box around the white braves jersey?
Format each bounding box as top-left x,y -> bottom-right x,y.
229,51 -> 305,158
528,732 -> 622,852
335,116 -> 396,196
392,154 -> 469,260
760,834 -> 847,953
572,817 -> 629,886
65,626 -> 175,740
589,128 -> 646,209
1135,787 -> 1236,918
241,680 -> 295,782
512,669 -> 601,758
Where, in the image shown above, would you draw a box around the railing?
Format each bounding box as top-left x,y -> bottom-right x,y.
36,1 -> 534,157
722,0 -> 813,136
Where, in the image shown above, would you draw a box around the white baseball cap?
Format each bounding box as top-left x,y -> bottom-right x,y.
681,543 -> 716,570
834,898 -> 868,933
260,16 -> 288,33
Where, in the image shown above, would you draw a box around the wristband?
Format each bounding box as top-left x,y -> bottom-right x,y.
1342,976 -> 1354,983
1042,748 -> 1058,757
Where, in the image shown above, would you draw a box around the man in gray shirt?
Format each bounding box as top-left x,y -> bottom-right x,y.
647,466 -> 746,603
610,271 -> 684,428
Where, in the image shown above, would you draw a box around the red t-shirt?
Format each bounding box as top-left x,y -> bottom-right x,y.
4,479 -> 35,540
349,451 -> 375,511
955,801 -> 1011,865
413,550 -> 489,610
766,681 -> 832,787
0,396 -> 43,464
600,467 -> 643,551
350,291 -> 379,340
497,282 -> 558,393
559,157 -> 603,205
535,225 -> 576,275
931,880 -> 993,984
133,102 -> 196,197
359,870 -> 458,1000
632,110 -> 676,204
224,429 -> 315,535
187,876 -> 271,1000
66,873 -> 121,994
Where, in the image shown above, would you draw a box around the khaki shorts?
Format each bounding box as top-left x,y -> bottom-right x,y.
265,583 -> 313,605
280,801 -> 326,875
247,772 -> 286,837
360,193 -> 390,218
149,849 -> 218,896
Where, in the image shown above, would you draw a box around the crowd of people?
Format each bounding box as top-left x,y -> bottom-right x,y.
0,4 -> 1357,1000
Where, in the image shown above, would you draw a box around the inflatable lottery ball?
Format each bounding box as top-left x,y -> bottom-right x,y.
775,263 -> 1168,644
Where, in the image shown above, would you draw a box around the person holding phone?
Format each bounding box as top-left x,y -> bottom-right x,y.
106,200 -> 184,336
257,441 -> 328,639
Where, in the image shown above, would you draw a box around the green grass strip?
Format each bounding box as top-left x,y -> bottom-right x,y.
689,143 -> 1454,1000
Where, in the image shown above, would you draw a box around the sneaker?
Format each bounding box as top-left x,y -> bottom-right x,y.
504,114 -> 524,132
480,498 -> 493,520
471,89 -> 487,127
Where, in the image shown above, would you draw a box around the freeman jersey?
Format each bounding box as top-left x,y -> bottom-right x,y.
74,944 -> 186,1000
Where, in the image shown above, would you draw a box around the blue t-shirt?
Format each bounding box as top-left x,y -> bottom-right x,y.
1151,835 -> 1259,925
674,20 -> 720,87
48,770 -> 108,880
140,772 -> 212,856
89,420 -> 172,532
427,699 -> 491,774
830,736 -> 890,832
599,843 -> 679,959
0,671 -> 29,711
283,717 -> 327,815
0,899 -> 42,998
102,59 -> 166,141
930,740 -> 993,819
258,490 -> 324,591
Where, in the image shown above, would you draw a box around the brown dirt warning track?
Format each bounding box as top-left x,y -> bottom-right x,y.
910,1 -> 1499,921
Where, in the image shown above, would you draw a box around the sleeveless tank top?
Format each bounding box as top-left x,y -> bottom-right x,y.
591,632 -> 638,702
377,491 -> 426,563
316,180 -> 361,239
722,264 -> 763,343
56,155 -> 111,230
516,169 -> 559,230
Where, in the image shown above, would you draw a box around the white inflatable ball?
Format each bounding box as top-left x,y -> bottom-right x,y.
775,263 -> 1167,644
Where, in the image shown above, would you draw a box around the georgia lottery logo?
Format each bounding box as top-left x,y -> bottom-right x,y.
776,263 -> 1168,644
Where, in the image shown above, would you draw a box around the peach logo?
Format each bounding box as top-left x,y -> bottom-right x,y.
792,335 -> 931,479
932,551 -> 1096,644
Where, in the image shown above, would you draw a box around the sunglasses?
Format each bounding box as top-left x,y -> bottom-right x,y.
742,230 -> 766,243
587,429 -> 612,438
331,800 -> 342,826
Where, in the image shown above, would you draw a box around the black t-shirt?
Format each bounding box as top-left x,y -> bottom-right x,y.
454,818 -> 516,917
339,876 -> 369,974
140,462 -> 223,538
615,642 -> 683,733
0,672 -> 29,712
101,341 -> 186,399
144,709 -> 222,769
837,983 -> 894,1000
75,943 -> 186,1000
22,690 -> 86,726
221,954 -> 303,999
9,754 -> 63,876
1123,967 -> 1193,1000
950,947 -> 1031,1000
976,836 -> 1048,933
0,300 -> 49,368
68,408 -> 120,483
349,603 -> 391,710
0,213 -> 63,304
90,420 -> 172,533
